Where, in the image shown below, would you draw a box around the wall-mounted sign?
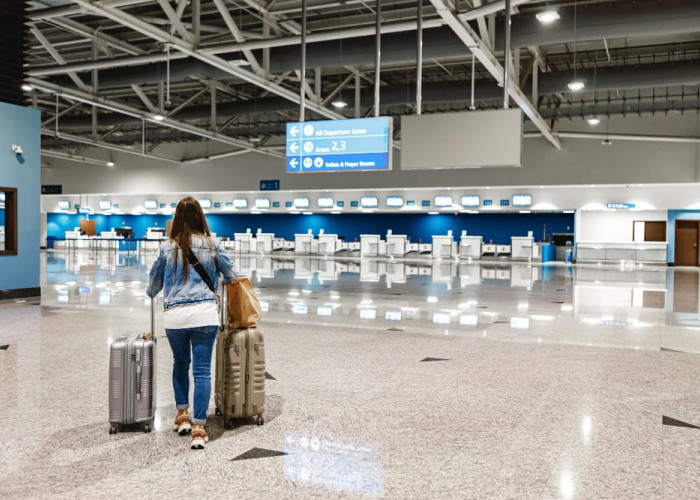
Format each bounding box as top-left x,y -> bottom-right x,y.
285,201 -> 293,208
113,204 -> 119,209
318,197 -> 334,208
350,201 -> 359,207
361,196 -> 378,208
58,201 -> 70,210
461,195 -> 480,207
233,198 -> 248,208
159,203 -> 166,208
42,185 -> 62,194
483,199 -> 493,207
607,202 -> 636,209
198,198 -> 212,209
512,194 -> 532,207
272,201 -> 280,208
500,199 -> 510,207
260,179 -> 280,191
406,200 -> 416,207
99,200 -> 112,210
226,202 -> 233,208
213,202 -> 221,208
144,199 -> 158,209
422,200 -> 431,207
286,117 -> 393,173
170,203 -> 177,208
336,201 -> 345,207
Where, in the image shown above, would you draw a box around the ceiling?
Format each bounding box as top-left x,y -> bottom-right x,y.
23,0 -> 700,163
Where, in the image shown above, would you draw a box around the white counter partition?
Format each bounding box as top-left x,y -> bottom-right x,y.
511,236 -> 535,260
318,233 -> 339,255
234,232 -> 254,253
576,241 -> 668,264
360,234 -> 382,257
294,233 -> 315,254
432,235 -> 457,259
460,236 -> 482,258
386,234 -> 409,256
254,233 -> 275,253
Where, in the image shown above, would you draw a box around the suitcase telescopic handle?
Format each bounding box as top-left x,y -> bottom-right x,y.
150,297 -> 155,336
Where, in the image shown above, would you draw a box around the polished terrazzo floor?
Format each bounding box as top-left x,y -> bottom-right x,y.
2,250 -> 700,498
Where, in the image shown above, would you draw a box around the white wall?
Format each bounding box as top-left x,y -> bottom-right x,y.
578,210 -> 668,243
41,113 -> 700,195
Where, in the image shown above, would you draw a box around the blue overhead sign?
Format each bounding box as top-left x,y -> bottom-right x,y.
607,202 -> 636,209
286,117 -> 393,173
260,180 -> 280,191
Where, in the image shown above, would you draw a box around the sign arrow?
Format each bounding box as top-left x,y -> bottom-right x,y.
289,142 -> 299,153
289,158 -> 299,169
289,125 -> 299,137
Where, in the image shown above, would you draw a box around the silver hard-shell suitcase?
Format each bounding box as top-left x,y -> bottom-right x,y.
108,299 -> 157,434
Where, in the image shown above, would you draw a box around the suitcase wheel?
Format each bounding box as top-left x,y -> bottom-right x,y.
143,422 -> 152,433
256,416 -> 264,426
109,424 -> 118,434
215,408 -> 222,417
225,418 -> 234,429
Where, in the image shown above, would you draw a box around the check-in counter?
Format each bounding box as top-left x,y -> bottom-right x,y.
360,234 -> 383,257
234,232 -> 255,253
482,243 -> 496,256
576,241 -> 668,264
294,233 -> 316,254
496,245 -> 511,257
318,234 -> 341,255
432,235 -> 457,259
386,234 -> 409,256
347,241 -> 361,253
407,242 -> 419,253
64,230 -> 90,249
418,243 -> 432,255
272,238 -> 286,252
254,233 -> 275,253
511,236 -> 535,260
460,236 -> 482,259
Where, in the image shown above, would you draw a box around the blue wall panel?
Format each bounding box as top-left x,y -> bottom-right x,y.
48,212 -> 574,245
0,102 -> 41,292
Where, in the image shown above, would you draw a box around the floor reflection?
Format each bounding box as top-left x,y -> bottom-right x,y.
41,250 -> 700,352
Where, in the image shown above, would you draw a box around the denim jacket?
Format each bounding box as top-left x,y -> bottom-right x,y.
146,235 -> 237,309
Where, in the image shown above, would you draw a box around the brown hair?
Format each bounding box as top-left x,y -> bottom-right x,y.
170,196 -> 211,282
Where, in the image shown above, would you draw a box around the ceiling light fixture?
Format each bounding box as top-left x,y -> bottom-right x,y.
568,80 -> 585,91
536,10 -> 560,24
587,116 -> 601,126
21,83 -> 33,92
153,114 -> 165,121
331,99 -> 348,109
106,161 -> 115,167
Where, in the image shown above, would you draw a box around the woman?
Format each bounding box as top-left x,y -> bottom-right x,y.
147,196 -> 236,449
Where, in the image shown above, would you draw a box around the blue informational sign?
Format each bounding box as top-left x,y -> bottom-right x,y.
214,202 -> 221,208
607,202 -> 636,209
285,201 -> 293,208
273,201 -> 280,208
483,199 -> 493,207
406,200 -> 416,207
113,204 -> 119,209
500,199 -> 510,207
286,117 -> 393,173
171,203 -> 177,208
350,201 -> 359,207
160,203 -> 166,208
422,200 -> 431,207
336,201 -> 345,207
260,180 -> 280,191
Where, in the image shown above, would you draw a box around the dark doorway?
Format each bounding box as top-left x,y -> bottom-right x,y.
675,220 -> 699,266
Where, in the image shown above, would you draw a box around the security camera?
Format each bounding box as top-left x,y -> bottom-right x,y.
12,144 -> 23,155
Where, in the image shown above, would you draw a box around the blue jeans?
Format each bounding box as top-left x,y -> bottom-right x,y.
165,325 -> 218,424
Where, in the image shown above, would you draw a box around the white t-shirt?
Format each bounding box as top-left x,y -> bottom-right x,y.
164,301 -> 219,330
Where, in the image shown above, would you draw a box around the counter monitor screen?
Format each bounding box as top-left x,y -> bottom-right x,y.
461,195 -> 480,207
255,198 -> 271,209
58,201 -> 70,210
294,197 -> 310,208
198,198 -> 212,209
361,196 -> 378,208
99,200 -> 112,210
434,195 -> 453,207
512,194 -> 532,207
144,199 -> 158,210
233,198 -> 248,208
318,197 -> 334,208
386,196 -> 404,207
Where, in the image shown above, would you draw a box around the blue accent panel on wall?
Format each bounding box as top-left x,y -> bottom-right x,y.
0,102 -> 41,291
48,212 -> 574,246
0,206 -> 4,226
667,210 -> 700,263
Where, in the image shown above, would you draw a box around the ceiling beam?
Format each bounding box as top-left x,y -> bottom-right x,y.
429,0 -> 561,149
211,0 -> 264,75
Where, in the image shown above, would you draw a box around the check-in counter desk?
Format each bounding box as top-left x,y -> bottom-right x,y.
460,236 -> 482,259
254,233 -> 275,253
234,233 -> 255,253
386,235 -> 409,256
295,234 -> 317,254
348,241 -> 361,253
271,237 -> 285,252
360,234 -> 385,257
143,229 -> 166,251
511,237 -> 535,260
64,230 -> 90,249
418,243 -> 432,255
318,234 -> 343,255
432,235 -> 457,259
576,241 -> 668,264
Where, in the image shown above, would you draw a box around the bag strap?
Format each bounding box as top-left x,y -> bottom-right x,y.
185,247 -> 216,293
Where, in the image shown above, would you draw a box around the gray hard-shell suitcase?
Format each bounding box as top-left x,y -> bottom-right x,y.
108,299 -> 157,434
214,285 -> 266,428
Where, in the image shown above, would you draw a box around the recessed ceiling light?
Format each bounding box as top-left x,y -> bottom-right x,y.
21,83 -> 33,92
536,10 -> 560,24
153,114 -> 165,121
331,99 -> 348,109
568,80 -> 585,91
106,161 -> 115,167
587,116 -> 601,126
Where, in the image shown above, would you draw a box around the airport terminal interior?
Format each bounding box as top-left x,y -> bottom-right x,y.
2,0 -> 700,497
